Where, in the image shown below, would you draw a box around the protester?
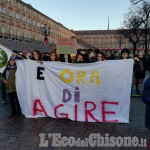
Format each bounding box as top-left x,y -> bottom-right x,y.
120,48 -> 144,71
32,50 -> 41,61
12,50 -> 19,60
1,57 -> 21,117
58,54 -> 72,63
110,54 -> 115,60
134,52 -> 147,95
42,52 -> 49,61
59,54 -> 65,62
120,49 -> 130,59
120,48 -> 144,95
75,54 -> 84,63
141,77 -> 150,131
49,52 -> 57,61
96,52 -> 106,61
71,55 -> 76,63
84,51 -> 91,63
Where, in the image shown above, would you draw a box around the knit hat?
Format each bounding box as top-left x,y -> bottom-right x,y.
9,56 -> 15,61
121,48 -> 129,55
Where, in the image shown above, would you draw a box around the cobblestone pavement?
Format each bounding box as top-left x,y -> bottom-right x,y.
0,87 -> 149,150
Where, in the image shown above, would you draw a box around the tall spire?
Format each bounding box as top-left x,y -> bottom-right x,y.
108,16 -> 109,30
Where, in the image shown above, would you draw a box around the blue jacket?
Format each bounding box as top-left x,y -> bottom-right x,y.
141,77 -> 150,130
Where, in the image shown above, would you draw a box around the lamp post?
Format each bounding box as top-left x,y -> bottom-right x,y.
40,24 -> 51,44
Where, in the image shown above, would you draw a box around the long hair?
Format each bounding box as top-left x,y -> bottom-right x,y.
75,54 -> 84,63
32,50 -> 41,61
96,52 -> 106,61
49,52 -> 57,61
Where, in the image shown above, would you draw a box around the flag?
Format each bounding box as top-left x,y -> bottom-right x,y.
0,44 -> 12,73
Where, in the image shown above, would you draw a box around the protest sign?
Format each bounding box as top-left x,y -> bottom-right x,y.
57,38 -> 77,54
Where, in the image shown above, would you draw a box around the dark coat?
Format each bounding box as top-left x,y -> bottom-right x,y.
148,57 -> 150,72
133,60 -> 144,73
141,77 -> 150,130
0,67 -> 16,93
134,57 -> 147,79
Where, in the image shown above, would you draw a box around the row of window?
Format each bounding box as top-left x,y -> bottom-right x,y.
84,39 -> 129,44
94,45 -> 133,49
78,34 -> 120,38
0,6 -> 72,36
0,8 -> 71,37
5,0 -> 72,34
1,24 -> 70,39
1,27 -> 57,42
8,0 -> 47,21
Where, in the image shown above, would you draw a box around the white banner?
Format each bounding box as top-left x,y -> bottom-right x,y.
0,44 -> 12,73
16,59 -> 134,123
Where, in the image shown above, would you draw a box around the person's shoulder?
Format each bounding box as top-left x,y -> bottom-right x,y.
144,77 -> 150,88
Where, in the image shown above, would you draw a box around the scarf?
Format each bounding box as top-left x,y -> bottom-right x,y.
6,65 -> 14,80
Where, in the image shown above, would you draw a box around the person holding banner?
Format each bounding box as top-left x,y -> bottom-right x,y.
134,53 -> 147,95
1,56 -> 21,117
32,50 -> 42,61
120,48 -> 144,72
96,52 -> 106,61
12,50 -> 20,61
49,52 -> 57,61
120,48 -> 144,96
75,54 -> 84,63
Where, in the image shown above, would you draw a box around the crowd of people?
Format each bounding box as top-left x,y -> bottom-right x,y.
0,48 -> 150,133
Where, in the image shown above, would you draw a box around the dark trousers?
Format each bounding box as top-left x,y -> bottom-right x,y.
135,78 -> 144,91
1,82 -> 6,100
8,92 -> 21,115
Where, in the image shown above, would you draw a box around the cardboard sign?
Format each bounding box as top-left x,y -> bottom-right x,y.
57,38 -> 77,54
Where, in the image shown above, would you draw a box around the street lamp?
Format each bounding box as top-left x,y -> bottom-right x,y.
40,24 -> 51,44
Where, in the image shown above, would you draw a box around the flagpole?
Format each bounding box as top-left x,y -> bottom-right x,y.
12,51 -> 25,60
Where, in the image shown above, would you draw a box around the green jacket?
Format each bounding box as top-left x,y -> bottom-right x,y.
0,68 -> 16,93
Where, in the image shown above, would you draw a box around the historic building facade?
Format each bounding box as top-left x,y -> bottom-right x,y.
0,0 -> 75,45
74,30 -> 149,56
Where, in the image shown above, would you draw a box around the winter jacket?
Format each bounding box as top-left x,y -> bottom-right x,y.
141,77 -> 150,130
133,60 -> 144,73
135,57 -> 147,79
0,67 -> 16,93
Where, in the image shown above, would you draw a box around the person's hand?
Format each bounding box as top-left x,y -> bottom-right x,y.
37,60 -> 44,64
133,57 -> 139,61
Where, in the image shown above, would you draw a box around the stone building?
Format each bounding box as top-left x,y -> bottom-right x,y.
0,0 -> 75,46
74,30 -> 150,56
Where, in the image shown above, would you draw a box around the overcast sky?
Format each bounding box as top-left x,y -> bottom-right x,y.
22,0 -> 131,30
